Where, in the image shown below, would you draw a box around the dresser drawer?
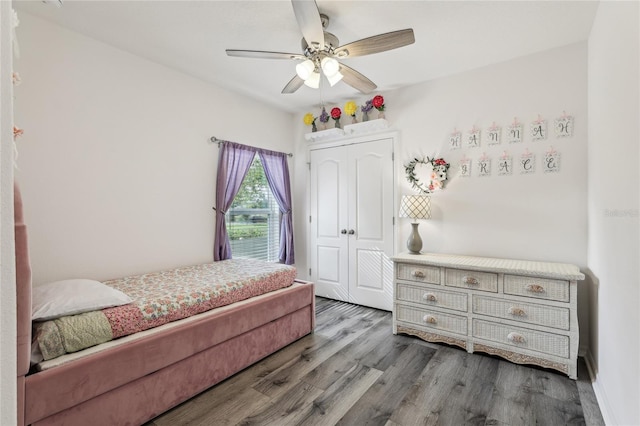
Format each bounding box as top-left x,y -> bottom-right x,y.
396,304 -> 467,336
445,268 -> 498,293
472,295 -> 570,330
504,275 -> 570,302
397,283 -> 467,312
473,319 -> 569,358
397,263 -> 440,284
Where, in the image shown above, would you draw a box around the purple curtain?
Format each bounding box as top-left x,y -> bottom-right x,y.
213,142 -> 256,261
259,150 -> 295,265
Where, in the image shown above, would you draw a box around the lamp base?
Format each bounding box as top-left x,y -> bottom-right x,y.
407,222 -> 423,254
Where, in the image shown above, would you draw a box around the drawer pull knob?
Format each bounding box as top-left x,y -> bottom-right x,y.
463,276 -> 479,285
507,332 -> 526,344
413,270 -> 426,278
508,307 -> 526,317
423,293 -> 437,302
423,315 -> 438,324
526,284 -> 545,293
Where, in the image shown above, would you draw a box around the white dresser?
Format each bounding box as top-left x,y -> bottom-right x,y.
392,252 -> 584,379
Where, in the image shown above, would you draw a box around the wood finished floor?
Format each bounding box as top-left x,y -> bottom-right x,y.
146,297 -> 604,426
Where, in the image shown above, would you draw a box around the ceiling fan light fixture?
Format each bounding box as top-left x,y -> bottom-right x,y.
326,70 -> 343,87
304,71 -> 321,89
321,57 -> 340,77
295,59 -> 315,80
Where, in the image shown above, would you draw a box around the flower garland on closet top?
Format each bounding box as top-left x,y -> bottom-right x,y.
405,157 -> 450,194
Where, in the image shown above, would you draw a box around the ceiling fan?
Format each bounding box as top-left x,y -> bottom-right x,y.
225,0 -> 415,94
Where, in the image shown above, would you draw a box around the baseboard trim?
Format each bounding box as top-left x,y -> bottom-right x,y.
584,349 -> 597,381
578,344 -> 588,358
584,349 -> 617,426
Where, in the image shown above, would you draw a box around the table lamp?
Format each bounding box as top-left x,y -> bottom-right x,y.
399,195 -> 431,254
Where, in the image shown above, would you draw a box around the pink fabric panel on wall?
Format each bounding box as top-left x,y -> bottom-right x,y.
15,182 -> 32,377
15,182 -> 32,426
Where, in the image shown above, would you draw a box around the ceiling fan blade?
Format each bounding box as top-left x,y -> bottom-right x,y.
282,75 -> 305,94
226,49 -> 305,60
291,0 -> 324,51
339,63 -> 377,94
334,29 -> 415,59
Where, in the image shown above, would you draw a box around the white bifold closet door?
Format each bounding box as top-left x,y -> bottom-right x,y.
309,138 -> 394,311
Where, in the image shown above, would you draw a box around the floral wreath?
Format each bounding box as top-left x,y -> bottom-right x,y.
405,156 -> 451,194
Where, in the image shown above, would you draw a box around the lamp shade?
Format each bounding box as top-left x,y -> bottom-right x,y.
326,71 -> 343,87
303,71 -> 320,88
399,195 -> 431,220
321,57 -> 340,77
295,60 -> 315,80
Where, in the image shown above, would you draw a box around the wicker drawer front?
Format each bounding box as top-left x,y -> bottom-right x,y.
397,283 -> 467,312
504,275 -> 569,302
445,268 -> 498,293
472,296 -> 570,330
473,319 -> 569,358
396,304 -> 467,335
397,263 -> 440,284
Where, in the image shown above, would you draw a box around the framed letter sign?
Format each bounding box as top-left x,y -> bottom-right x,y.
487,122 -> 501,146
497,152 -> 513,176
459,158 -> 472,178
531,115 -> 547,141
543,147 -> 561,173
467,127 -> 481,148
449,129 -> 462,150
519,149 -> 536,174
554,113 -> 574,138
508,119 -> 523,144
477,154 -> 491,177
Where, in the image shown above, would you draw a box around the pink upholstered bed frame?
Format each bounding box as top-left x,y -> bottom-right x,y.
14,184 -> 315,426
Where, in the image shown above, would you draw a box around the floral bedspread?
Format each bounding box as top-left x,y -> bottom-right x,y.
34,259 -> 297,361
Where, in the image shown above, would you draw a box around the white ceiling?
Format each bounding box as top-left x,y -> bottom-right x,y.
14,0 -> 599,113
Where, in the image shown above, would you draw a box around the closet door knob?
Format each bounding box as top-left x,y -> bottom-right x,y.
341,229 -> 347,234
348,229 -> 355,235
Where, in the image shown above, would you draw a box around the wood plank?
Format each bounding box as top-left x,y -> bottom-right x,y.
153,388 -> 270,426
527,368 -> 586,425
483,358 -> 587,425
152,333 -> 330,425
253,305 -> 388,398
289,363 -> 383,426
481,360 -> 539,425
389,345 -> 499,425
237,381 -> 324,426
314,300 -> 388,339
301,317 -> 413,390
336,343 -> 436,426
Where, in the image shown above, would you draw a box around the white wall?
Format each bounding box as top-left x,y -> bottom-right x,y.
0,3 -> 17,425
13,13 -> 294,284
294,43 -> 589,347
587,2 -> 639,425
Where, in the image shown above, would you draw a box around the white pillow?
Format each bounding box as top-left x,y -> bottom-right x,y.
32,279 -> 133,321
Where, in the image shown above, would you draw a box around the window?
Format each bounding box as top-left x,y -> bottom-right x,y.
226,156 -> 280,262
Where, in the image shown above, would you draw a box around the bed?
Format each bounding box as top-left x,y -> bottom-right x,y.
14,184 -> 315,426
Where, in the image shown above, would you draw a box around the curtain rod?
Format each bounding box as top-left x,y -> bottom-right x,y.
210,136 -> 293,157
